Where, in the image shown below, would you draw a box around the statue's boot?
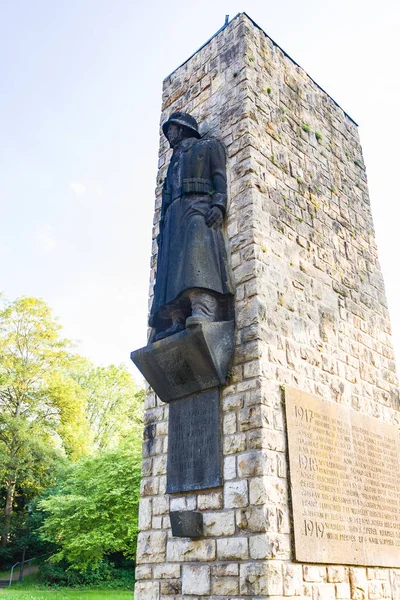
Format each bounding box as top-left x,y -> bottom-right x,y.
154,304 -> 186,341
154,322 -> 185,341
186,290 -> 218,328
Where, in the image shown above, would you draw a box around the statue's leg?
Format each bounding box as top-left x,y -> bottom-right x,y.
186,290 -> 218,328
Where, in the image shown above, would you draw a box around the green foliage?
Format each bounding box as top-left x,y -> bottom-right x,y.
315,131 -> 322,141
0,297 -> 89,548
0,295 -> 144,574
39,438 -> 142,570
302,123 -> 311,133
69,362 -> 144,451
37,559 -> 134,589
267,87 -> 272,94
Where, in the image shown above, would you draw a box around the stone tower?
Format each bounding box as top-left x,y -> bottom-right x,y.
134,13 -> 400,599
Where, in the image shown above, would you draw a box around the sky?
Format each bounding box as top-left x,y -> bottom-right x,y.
1,0 -> 400,383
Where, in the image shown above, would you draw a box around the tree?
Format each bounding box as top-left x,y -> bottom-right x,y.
39,436 -> 142,570
0,297 -> 90,548
70,361 -> 144,450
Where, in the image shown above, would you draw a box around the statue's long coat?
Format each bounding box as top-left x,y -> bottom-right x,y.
150,136 -> 234,329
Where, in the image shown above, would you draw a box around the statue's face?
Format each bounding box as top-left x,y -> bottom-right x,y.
166,123 -> 183,148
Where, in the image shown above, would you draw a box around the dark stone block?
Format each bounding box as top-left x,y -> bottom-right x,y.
167,388 -> 221,493
170,510 -> 203,538
130,320 -> 234,403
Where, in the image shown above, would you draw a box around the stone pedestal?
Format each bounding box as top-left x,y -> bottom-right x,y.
134,12 -> 400,599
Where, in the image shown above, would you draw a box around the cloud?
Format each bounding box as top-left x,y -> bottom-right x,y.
36,224 -> 56,252
0,244 -> 11,255
69,181 -> 86,196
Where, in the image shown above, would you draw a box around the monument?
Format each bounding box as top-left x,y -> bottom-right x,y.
132,13 -> 400,600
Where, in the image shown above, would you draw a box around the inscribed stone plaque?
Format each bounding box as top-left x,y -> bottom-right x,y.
285,387 -> 400,567
167,388 -> 221,493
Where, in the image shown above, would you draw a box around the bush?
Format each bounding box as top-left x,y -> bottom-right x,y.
38,558 -> 135,589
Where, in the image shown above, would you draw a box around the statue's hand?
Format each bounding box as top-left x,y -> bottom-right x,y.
205,206 -> 223,229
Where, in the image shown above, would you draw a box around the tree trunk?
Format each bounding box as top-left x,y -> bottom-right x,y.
1,480 -> 16,547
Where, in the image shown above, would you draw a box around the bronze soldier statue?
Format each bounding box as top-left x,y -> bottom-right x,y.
149,112 -> 234,341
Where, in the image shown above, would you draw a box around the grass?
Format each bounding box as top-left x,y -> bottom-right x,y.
0,575 -> 133,599
0,590 -> 133,599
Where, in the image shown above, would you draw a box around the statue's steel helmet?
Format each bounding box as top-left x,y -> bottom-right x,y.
162,112 -> 201,139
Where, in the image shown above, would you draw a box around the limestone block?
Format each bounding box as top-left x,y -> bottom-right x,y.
211,576 -> 239,596
213,563 -> 239,577
156,421 -> 168,436
166,539 -> 216,562
160,580 -> 181,595
223,432 -> 247,454
249,532 -> 290,559
137,531 -> 167,564
198,490 -> 223,510
247,428 -> 285,452
249,475 -> 287,505
277,506 -> 290,533
135,565 -> 152,580
335,582 -> 351,599
223,411 -> 237,434
349,568 -> 368,600
367,569 -> 389,581
169,497 -> 187,511
240,561 -> 283,596
303,566 -> 326,582
224,480 -> 249,508
389,570 -> 400,593
246,429 -> 264,449
382,581 -> 391,598
224,455 -> 237,480
203,511 -> 235,536
182,565 -> 211,596
152,455 -> 167,476
153,564 -> 181,579
140,477 -> 159,497
238,450 -> 276,477
152,495 -> 169,516
222,392 -> 245,411
236,505 -> 275,533
135,580 -> 160,600
303,582 -> 313,597
312,583 -> 335,600
327,566 -> 346,583
138,498 -> 152,530
152,516 -> 162,529
368,582 -> 382,599
283,563 -> 303,596
217,537 -> 249,560
141,458 -> 153,477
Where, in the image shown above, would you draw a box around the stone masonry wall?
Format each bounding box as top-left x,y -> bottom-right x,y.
135,13 -> 400,600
